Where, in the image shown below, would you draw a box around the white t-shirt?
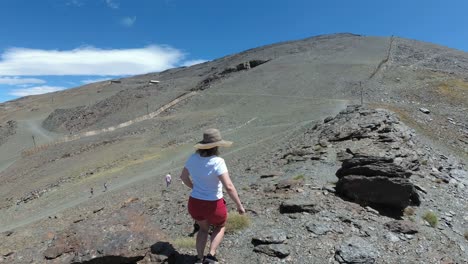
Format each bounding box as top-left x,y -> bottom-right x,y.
184,153 -> 228,201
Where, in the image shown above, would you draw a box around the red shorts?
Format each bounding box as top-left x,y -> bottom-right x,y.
188,196 -> 227,226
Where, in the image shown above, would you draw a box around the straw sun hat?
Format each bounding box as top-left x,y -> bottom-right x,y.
194,128 -> 233,149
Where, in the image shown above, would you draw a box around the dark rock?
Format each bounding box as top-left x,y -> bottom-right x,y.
335,236 -> 378,264
414,184 -> 427,194
336,162 -> 411,178
2,231 -> 13,237
92,207 -> 104,213
335,154 -> 420,211
419,108 -> 430,114
324,116 -> 334,123
260,171 -> 282,178
336,175 -> 420,209
279,200 -> 319,214
253,244 -> 290,258
384,220 -> 418,234
275,179 -> 303,190
339,155 -> 393,169
336,155 -> 411,179
251,229 -> 287,245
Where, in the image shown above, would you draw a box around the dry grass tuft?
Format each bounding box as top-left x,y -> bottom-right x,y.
422,211 -> 438,227
225,212 -> 250,233
172,237 -> 196,249
293,174 -> 305,180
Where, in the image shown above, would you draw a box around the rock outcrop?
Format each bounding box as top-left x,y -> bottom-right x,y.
335,154 -> 420,211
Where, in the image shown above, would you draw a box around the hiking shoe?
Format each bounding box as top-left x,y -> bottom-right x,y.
203,254 -> 219,264
195,257 -> 204,264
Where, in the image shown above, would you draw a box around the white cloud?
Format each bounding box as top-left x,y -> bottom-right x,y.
105,0 -> 119,9
9,86 -> 66,96
0,45 -> 185,76
121,16 -> 136,27
0,77 -> 46,85
81,77 -> 112,84
182,59 -> 208,67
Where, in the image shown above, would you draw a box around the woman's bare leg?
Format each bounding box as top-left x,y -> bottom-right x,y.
209,225 -> 226,256
196,220 -> 210,259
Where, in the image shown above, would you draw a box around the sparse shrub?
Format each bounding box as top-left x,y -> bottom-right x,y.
225,212 -> 250,233
464,231 -> 468,241
293,174 -> 305,180
172,237 -> 196,249
422,211 -> 438,227
421,159 -> 428,166
403,207 -> 415,216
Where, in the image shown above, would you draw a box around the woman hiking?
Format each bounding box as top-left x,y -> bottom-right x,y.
179,128 -> 245,264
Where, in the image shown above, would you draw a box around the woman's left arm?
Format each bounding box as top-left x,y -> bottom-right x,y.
179,167 -> 193,189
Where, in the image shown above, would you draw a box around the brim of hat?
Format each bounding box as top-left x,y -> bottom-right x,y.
194,140 -> 233,149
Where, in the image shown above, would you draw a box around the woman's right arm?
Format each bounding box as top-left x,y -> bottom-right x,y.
179,167 -> 193,189
219,172 -> 245,214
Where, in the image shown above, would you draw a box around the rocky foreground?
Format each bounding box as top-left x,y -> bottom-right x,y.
1,105 -> 467,263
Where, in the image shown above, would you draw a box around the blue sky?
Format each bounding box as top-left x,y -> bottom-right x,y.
1,0 -> 468,102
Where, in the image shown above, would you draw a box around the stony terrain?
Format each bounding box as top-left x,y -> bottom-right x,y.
0,33 -> 467,263
0,120 -> 16,146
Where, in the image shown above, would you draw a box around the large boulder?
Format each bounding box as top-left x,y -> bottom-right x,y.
335,154 -> 420,210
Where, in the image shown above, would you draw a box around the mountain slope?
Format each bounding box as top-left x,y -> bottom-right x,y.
0,33 -> 467,263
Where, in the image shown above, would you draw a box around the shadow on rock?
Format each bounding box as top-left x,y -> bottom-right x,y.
71,256 -> 144,264
150,241 -> 198,264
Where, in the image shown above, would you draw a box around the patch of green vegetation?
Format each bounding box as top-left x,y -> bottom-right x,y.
225,212 -> 250,234
422,211 -> 438,228
464,231 -> 468,241
172,237 -> 196,249
293,174 -> 305,180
